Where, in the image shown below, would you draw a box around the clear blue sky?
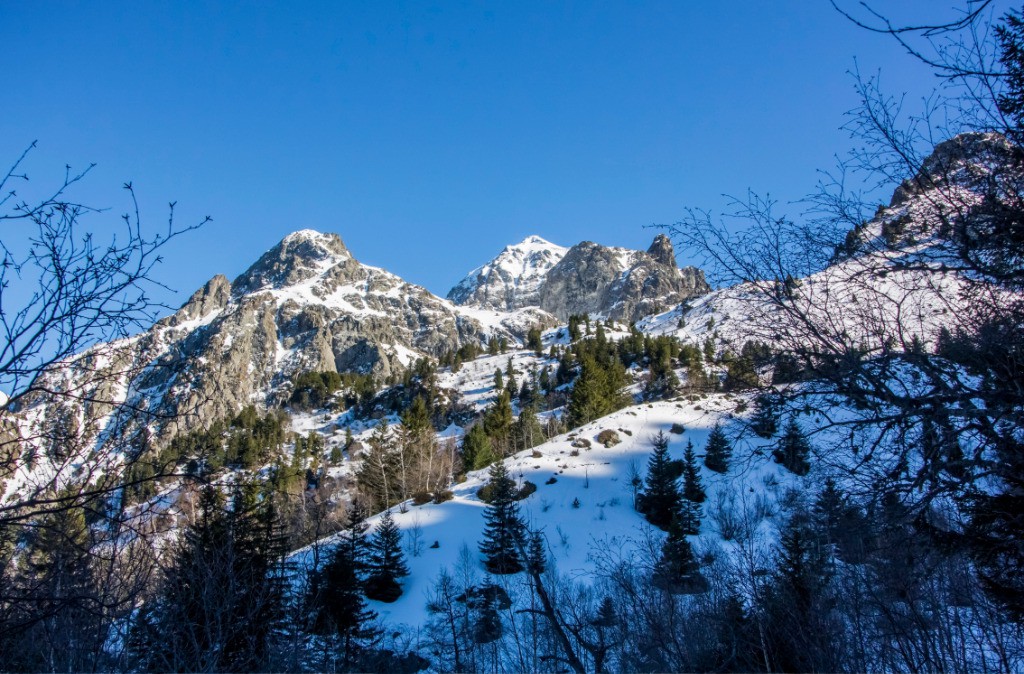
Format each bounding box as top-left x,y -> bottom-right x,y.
0,1 -> 1006,307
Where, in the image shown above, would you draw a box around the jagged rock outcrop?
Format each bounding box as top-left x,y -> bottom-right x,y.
537,237 -> 708,321
447,235 -> 567,311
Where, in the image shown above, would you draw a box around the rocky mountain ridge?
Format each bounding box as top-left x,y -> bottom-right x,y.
8,229 -> 702,457
449,233 -> 710,321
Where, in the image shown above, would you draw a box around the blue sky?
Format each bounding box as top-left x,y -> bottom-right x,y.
0,2 -> 1005,306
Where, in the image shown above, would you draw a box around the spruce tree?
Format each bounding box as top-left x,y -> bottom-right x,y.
704,423 -> 731,473
138,483 -> 288,673
751,393 -> 780,438
526,529 -> 547,574
677,493 -> 703,536
14,499 -> 100,672
478,461 -> 525,574
653,519 -> 707,594
365,510 -> 409,602
681,440 -> 706,503
513,404 -> 544,452
473,581 -> 504,644
567,354 -> 628,428
307,501 -> 380,668
462,422 -> 495,471
774,419 -> 812,476
637,431 -> 682,530
356,420 -> 399,509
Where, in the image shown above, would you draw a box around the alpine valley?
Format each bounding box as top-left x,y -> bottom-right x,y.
2,132 -> 1023,673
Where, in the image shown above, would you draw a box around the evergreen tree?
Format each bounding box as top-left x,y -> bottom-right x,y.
10,500 -> 101,672
493,368 -> 503,392
527,326 -> 544,354
526,529 -> 547,574
365,510 -> 409,603
637,431 -> 682,530
357,420 -> 399,510
513,404 -> 545,452
538,366 -> 551,395
478,462 -> 525,574
566,354 -> 628,428
462,422 -> 495,471
473,581 -> 504,644
704,423 -> 731,473
774,419 -> 812,476
750,392 -> 780,438
677,494 -> 703,536
762,517 -> 836,672
307,501 -> 380,668
681,440 -> 706,503
137,483 -> 288,673
482,391 -> 513,451
653,519 -> 707,594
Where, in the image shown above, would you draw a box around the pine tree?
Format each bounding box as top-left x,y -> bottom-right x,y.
307,501 -> 380,668
677,494 -> 703,536
478,462 -> 525,574
653,519 -> 707,594
637,431 -> 682,530
473,581 -> 504,644
513,404 -> 544,452
527,326 -> 544,354
774,419 -> 812,476
526,529 -> 547,574
750,393 -> 780,438
12,499 -> 101,672
357,420 -> 399,509
566,354 -> 628,428
365,510 -> 410,602
462,422 -> 495,471
681,440 -> 706,503
704,423 -> 731,473
483,391 -> 513,451
137,483 -> 288,673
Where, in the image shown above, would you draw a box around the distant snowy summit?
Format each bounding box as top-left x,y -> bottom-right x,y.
449,233 -> 710,322
447,235 -> 569,311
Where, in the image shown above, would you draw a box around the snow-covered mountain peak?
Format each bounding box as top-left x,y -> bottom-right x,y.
232,230 -> 351,295
447,235 -> 569,311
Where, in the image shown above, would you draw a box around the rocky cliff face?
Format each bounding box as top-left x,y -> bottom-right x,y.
451,233 -> 710,322
538,236 -> 709,321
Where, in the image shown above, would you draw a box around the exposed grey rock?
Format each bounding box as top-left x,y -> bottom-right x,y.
537,237 -> 709,322
451,234 -> 709,323
647,234 -> 676,266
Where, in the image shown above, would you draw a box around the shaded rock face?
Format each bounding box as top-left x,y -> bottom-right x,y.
537,237 -> 709,322
647,234 -> 676,266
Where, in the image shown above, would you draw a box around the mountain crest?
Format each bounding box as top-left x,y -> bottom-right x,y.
451,234 -> 709,321
232,230 -> 350,296
647,234 -> 676,267
447,235 -> 568,311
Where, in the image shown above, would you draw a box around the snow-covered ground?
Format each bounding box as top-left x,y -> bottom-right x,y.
289,389 -> 805,638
